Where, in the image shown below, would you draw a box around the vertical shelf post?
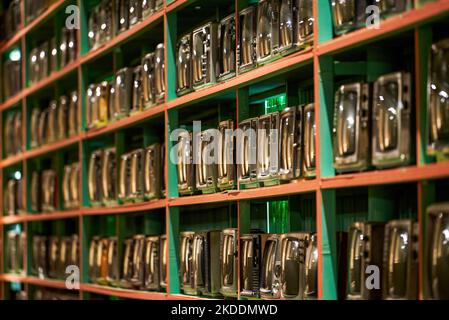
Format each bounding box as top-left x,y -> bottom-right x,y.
317,189 -> 338,300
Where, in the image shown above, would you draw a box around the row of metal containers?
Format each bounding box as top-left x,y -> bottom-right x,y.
2,26 -> 77,102
0,0 -> 47,41
84,43 -> 165,131
3,201 -> 448,299
84,203 -> 448,300
3,91 -> 79,158
84,0 -> 314,129
3,161 -> 80,216
0,0 -> 433,104
87,144 -> 165,207
5,230 -> 79,281
172,0 -> 425,98
341,202 -> 448,300
333,36 -> 449,173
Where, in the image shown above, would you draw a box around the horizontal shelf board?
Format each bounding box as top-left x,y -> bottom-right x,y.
23,135 -> 81,160
0,29 -> 22,55
80,10 -> 164,64
168,192 -> 234,207
0,91 -> 26,111
168,180 -> 319,207
0,135 -> 83,169
234,179 -> 319,200
0,273 -> 26,282
166,49 -> 313,110
0,210 -> 80,225
321,162 -> 449,189
0,215 -> 27,225
0,61 -> 79,112
167,294 -> 214,300
23,60 -> 80,97
317,0 -> 449,56
0,0 -> 66,54
81,284 -> 167,300
165,0 -> 191,13
24,276 -> 71,290
24,210 -> 81,222
82,200 -> 166,216
1,13 -> 163,113
0,153 -> 24,169
0,274 -> 72,290
83,104 -> 165,139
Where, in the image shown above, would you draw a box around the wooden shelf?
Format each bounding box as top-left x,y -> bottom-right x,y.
0,274 -> 209,300
0,201 -> 166,224
80,10 -> 164,64
0,274 -> 72,290
0,91 -> 26,111
25,210 -> 81,222
24,134 -> 81,159
168,180 -> 318,207
0,61 -> 80,112
0,210 -> 80,225
0,153 -> 23,169
167,294 -> 214,300
23,60 -> 80,98
82,200 -> 166,216
1,11 -> 163,113
168,192 -> 235,207
167,49 -> 313,110
0,29 -> 23,55
321,162 -> 449,189
81,284 -> 167,300
0,0 -> 66,54
83,104 -> 165,140
25,277 -> 71,290
0,273 -> 26,283
317,0 -> 449,56
0,135 -> 81,169
165,0 -> 191,13
0,215 -> 27,225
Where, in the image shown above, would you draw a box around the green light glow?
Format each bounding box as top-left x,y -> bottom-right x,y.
264,94 -> 286,114
267,200 -> 289,233
9,49 -> 21,62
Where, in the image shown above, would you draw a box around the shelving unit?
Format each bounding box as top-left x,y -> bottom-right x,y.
1,0 -> 449,300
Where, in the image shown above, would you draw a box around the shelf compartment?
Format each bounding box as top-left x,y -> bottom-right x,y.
25,134 -> 81,161
83,105 -> 165,140
0,210 -> 80,225
321,162 -> 449,189
0,154 -> 23,170
168,180 -> 319,207
0,91 -> 25,112
82,200 -> 166,216
0,275 -> 73,290
165,0 -> 191,13
0,61 -> 79,112
0,135 -> 81,169
80,9 -> 164,61
80,284 -> 167,300
317,0 -> 449,56
0,0 -> 67,55
167,50 -> 314,110
167,294 -> 213,300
